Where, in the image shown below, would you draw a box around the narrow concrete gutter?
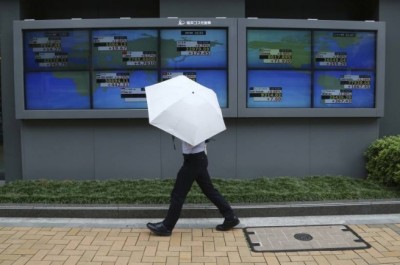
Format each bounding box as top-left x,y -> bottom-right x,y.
1,200 -> 399,218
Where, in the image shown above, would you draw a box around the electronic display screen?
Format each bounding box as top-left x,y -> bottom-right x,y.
160,29 -> 227,68
92,29 -> 158,70
160,70 -> 228,108
247,29 -> 311,69
23,27 -> 230,110
25,71 -> 90,109
93,70 -> 158,109
20,23 -> 378,112
24,30 -> 90,71
314,30 -> 376,69
246,28 -> 377,109
313,71 -> 375,108
247,70 -> 311,108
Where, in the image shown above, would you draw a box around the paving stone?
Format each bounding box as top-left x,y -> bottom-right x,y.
0,222 -> 400,264
244,225 -> 370,252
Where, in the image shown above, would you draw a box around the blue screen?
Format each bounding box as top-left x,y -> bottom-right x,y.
314,30 -> 376,69
24,30 -> 90,71
93,70 -> 158,109
247,29 -> 311,69
92,29 -> 158,70
25,71 -> 90,109
246,29 -> 377,109
247,70 -> 311,108
23,27 -> 231,110
160,29 -> 227,68
313,71 -> 375,108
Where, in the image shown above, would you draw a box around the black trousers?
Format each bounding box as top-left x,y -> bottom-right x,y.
163,151 -> 235,230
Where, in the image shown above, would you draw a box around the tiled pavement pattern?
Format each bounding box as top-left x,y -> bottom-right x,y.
244,225 -> 369,252
1,224 -> 400,265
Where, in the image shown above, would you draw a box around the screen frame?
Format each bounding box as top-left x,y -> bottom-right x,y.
237,18 -> 385,117
14,18 -> 238,119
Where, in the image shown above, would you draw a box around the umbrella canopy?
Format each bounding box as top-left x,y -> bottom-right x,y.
145,75 -> 226,146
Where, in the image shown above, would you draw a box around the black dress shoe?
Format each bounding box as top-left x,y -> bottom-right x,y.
216,216 -> 240,231
146,222 -> 172,236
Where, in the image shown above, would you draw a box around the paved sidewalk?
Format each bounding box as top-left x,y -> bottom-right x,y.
1,215 -> 400,265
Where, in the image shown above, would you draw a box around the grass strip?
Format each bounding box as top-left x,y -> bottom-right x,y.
0,176 -> 399,204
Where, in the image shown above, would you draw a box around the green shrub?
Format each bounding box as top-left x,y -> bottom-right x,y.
365,135 -> 400,185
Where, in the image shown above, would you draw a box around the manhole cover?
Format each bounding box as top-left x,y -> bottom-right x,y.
244,225 -> 370,252
294,233 -> 313,241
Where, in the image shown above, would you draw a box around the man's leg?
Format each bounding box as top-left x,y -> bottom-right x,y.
195,156 -> 235,219
163,161 -> 196,230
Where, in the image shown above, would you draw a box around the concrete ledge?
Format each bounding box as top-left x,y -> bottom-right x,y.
0,200 -> 400,218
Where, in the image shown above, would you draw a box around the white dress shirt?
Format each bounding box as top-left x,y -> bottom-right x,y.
182,141 -> 207,154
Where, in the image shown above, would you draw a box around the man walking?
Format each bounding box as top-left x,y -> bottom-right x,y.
147,140 -> 240,236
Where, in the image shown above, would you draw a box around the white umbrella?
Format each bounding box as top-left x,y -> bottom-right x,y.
145,75 -> 226,146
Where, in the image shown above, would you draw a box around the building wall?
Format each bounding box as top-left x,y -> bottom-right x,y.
21,118 -> 379,180
379,0 -> 400,137
1,0 -> 397,181
0,0 -> 22,182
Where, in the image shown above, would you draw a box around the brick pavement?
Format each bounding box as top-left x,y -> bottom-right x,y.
1,224 -> 400,265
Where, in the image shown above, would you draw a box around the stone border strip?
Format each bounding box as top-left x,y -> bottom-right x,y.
0,200 -> 399,218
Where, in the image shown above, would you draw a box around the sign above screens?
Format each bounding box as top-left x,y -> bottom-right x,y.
14,18 -> 237,119
238,19 -> 385,117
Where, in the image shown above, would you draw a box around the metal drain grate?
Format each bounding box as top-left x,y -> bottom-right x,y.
244,225 -> 370,252
294,233 -> 313,241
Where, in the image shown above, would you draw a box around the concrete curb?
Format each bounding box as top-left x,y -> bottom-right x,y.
1,200 -> 400,218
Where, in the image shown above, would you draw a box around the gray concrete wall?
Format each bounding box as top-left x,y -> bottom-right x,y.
379,0 -> 400,136
21,118 -> 378,179
0,0 -> 22,182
